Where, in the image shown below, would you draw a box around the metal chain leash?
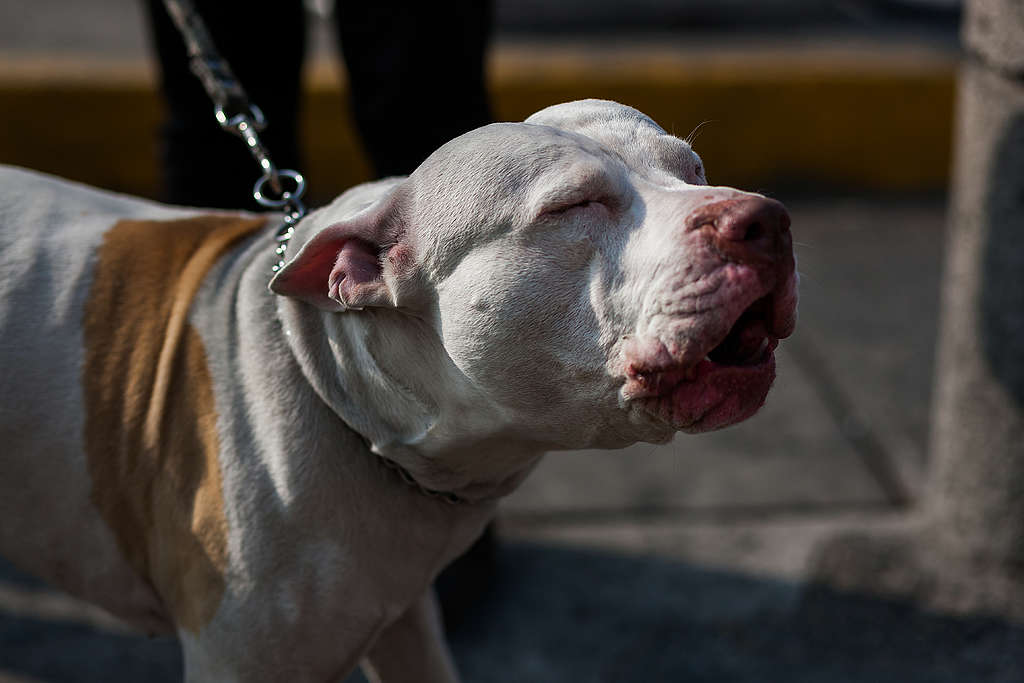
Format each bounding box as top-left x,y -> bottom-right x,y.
162,0 -> 306,273
160,0 -> 470,506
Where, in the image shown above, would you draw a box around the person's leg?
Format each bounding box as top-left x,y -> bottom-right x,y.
334,0 -> 493,177
143,0 -> 307,209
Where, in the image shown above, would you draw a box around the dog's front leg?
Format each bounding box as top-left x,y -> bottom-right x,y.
359,589 -> 459,683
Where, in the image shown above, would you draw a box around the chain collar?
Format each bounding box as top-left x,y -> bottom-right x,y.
377,455 -> 470,505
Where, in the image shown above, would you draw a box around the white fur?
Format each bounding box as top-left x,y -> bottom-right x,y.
0,100 -> 794,681
0,168 -> 195,632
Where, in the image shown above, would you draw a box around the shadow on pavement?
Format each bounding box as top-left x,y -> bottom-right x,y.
3,544 -> 1023,682
0,615 -> 181,682
0,556 -> 180,682
448,543 -> 1024,683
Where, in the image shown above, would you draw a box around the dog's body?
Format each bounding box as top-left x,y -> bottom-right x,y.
0,100 -> 796,681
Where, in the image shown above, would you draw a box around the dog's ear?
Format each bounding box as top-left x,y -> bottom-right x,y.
269,190 -> 409,312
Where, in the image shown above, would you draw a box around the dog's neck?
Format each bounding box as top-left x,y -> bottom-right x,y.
273,294 -> 544,504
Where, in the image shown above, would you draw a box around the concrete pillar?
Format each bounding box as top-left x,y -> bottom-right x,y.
811,0 -> 1024,617
928,0 -> 1024,570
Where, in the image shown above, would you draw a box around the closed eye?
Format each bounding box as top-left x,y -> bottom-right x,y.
540,199 -> 604,217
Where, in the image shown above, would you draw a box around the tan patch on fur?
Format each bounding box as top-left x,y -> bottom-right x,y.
83,215 -> 265,633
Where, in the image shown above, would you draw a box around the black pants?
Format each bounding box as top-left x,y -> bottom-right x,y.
143,0 -> 493,209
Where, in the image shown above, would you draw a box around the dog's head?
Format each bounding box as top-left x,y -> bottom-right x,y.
271,99 -> 797,463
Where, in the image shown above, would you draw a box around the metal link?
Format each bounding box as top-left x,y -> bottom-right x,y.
219,107 -> 283,196
252,170 -> 306,273
163,0 -> 248,116
215,101 -> 266,131
253,169 -> 305,209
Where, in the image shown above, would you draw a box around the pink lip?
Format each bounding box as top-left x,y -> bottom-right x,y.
635,351 -> 777,432
622,285 -> 792,432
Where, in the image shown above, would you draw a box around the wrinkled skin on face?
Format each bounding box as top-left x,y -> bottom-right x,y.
418,101 -> 797,442
271,99 -> 797,495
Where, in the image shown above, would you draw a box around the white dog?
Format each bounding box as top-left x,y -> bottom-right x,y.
0,99 -> 796,681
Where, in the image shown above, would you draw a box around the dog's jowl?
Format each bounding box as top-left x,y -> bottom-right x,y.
0,99 -> 796,682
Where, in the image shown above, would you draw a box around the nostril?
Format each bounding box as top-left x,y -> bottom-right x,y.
691,196 -> 791,267
744,221 -> 765,242
688,197 -> 789,253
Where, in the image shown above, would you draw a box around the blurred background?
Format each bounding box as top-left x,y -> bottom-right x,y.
0,0 -> 960,199
3,0 -> 1024,681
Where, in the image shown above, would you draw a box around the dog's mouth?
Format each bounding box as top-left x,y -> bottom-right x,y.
623,290 -> 793,432
706,294 -> 776,367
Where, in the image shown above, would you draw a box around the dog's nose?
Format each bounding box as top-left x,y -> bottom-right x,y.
691,197 -> 790,267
